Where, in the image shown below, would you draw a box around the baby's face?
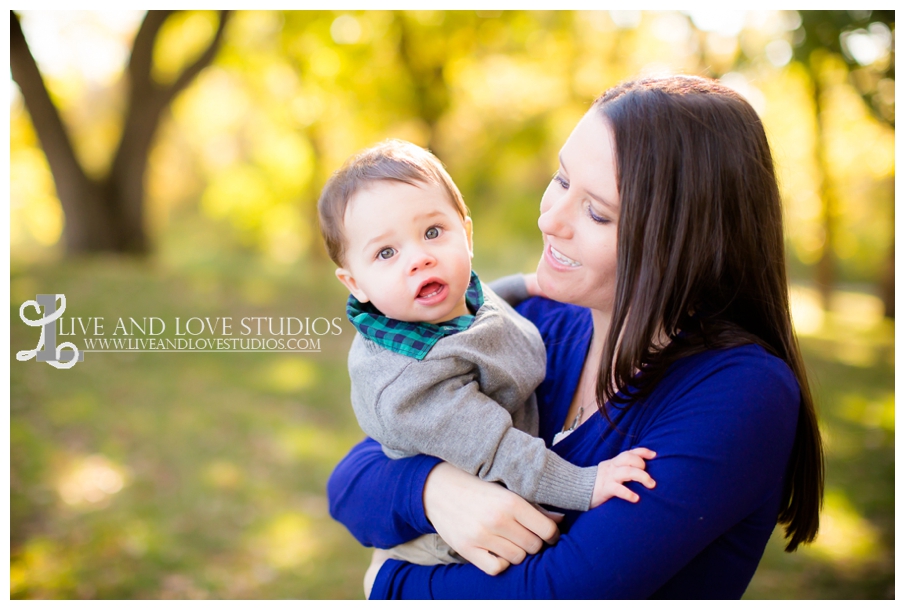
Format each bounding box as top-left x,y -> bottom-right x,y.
335,180 -> 474,325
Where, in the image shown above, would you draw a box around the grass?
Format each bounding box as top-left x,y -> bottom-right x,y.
9,253 -> 894,599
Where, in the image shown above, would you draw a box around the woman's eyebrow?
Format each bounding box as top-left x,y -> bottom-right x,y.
559,154 -> 618,212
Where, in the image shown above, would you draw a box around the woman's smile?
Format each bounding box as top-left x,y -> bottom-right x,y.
548,245 -> 581,268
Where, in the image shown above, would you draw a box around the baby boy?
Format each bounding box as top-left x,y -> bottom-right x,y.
318,139 -> 653,566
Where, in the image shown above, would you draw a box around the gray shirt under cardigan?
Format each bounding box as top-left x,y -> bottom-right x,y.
347,276 -> 597,511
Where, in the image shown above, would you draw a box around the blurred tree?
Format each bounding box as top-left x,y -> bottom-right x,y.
10,10 -> 231,254
395,12 -> 452,151
792,10 -> 894,316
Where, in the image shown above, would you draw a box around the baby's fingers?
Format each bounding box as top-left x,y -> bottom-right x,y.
605,481 -> 641,503
607,452 -> 646,470
612,465 -> 656,490
628,447 -> 657,460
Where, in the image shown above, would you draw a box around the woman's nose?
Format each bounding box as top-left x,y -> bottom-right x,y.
538,190 -> 573,239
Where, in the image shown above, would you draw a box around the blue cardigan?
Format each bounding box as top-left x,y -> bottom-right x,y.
327,297 -> 800,599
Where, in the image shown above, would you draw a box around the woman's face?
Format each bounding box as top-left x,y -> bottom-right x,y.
536,110 -> 620,314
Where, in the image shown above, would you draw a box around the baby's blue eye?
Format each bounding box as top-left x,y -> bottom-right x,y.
425,227 -> 440,239
377,247 -> 396,260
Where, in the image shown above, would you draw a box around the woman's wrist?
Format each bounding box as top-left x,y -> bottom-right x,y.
327,438 -> 441,547
422,461 -> 452,527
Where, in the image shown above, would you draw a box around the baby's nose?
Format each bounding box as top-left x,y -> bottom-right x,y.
409,249 -> 436,273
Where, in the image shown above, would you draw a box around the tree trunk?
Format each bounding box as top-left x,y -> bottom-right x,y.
809,54 -> 837,312
10,10 -> 231,255
396,12 -> 450,153
879,176 -> 894,318
881,243 -> 894,318
11,12 -> 118,251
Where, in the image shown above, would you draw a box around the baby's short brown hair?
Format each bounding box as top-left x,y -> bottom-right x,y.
317,139 -> 468,266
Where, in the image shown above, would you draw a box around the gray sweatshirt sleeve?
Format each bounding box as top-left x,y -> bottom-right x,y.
365,355 -> 597,512
487,274 -> 530,308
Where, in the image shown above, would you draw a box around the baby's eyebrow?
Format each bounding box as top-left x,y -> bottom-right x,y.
412,210 -> 447,221
363,230 -> 393,252
360,209 -> 451,252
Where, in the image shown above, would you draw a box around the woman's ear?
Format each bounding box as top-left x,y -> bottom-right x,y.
335,267 -> 370,302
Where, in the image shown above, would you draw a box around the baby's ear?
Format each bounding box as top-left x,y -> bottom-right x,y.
335,267 -> 370,302
463,216 -> 474,257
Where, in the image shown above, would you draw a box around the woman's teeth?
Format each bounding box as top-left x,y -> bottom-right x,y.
551,246 -> 580,267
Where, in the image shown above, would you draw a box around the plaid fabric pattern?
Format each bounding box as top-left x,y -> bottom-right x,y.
347,271 -> 484,360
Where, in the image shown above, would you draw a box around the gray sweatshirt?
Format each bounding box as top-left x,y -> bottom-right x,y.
347,281 -> 597,511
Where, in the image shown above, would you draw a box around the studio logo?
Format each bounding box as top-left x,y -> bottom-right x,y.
17,294 -> 83,369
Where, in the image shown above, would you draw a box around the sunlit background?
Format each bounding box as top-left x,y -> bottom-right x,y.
9,10 -> 894,599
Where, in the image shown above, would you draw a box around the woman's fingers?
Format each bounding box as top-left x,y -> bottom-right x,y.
466,547 -> 512,576
422,463 -> 560,570
512,501 -> 560,546
484,536 -> 529,566
535,505 -> 566,524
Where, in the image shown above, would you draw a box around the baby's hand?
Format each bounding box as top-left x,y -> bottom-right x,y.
590,447 -> 657,508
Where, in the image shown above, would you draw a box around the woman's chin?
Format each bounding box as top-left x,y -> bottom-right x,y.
536,265 -> 567,303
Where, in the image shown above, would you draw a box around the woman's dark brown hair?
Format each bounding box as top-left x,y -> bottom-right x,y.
593,75 -> 823,552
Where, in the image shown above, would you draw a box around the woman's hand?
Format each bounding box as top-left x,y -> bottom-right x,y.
422,462 -> 562,575
363,548 -> 392,599
523,273 -> 547,298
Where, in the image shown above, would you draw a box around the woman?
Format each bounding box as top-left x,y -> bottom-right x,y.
328,75 -> 824,599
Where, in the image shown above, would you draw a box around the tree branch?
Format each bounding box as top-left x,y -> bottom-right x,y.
9,11 -> 89,196
160,10 -> 231,107
128,10 -> 175,99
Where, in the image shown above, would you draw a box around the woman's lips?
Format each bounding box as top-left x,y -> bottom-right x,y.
546,244 -> 581,268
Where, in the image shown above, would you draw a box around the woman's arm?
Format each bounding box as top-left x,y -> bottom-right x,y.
327,438 -> 560,564
370,348 -> 801,599
327,437 -> 440,549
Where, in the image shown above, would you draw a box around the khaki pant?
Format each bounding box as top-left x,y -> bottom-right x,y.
386,533 -> 466,566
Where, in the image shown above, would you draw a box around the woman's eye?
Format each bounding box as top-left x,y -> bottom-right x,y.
377,247 -> 396,260
587,205 -> 610,225
425,226 -> 440,239
552,172 -> 569,190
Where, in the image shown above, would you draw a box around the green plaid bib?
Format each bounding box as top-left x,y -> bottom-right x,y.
347,271 -> 484,360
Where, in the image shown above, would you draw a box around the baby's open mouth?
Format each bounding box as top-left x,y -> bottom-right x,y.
418,281 -> 445,299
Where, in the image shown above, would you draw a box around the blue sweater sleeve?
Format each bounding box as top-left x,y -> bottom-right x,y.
327,437 -> 441,548
370,349 -> 800,599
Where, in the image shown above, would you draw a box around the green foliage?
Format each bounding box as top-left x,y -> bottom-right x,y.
11,10 -> 894,288
9,10 -> 896,599
793,10 -> 894,127
10,253 -> 894,599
